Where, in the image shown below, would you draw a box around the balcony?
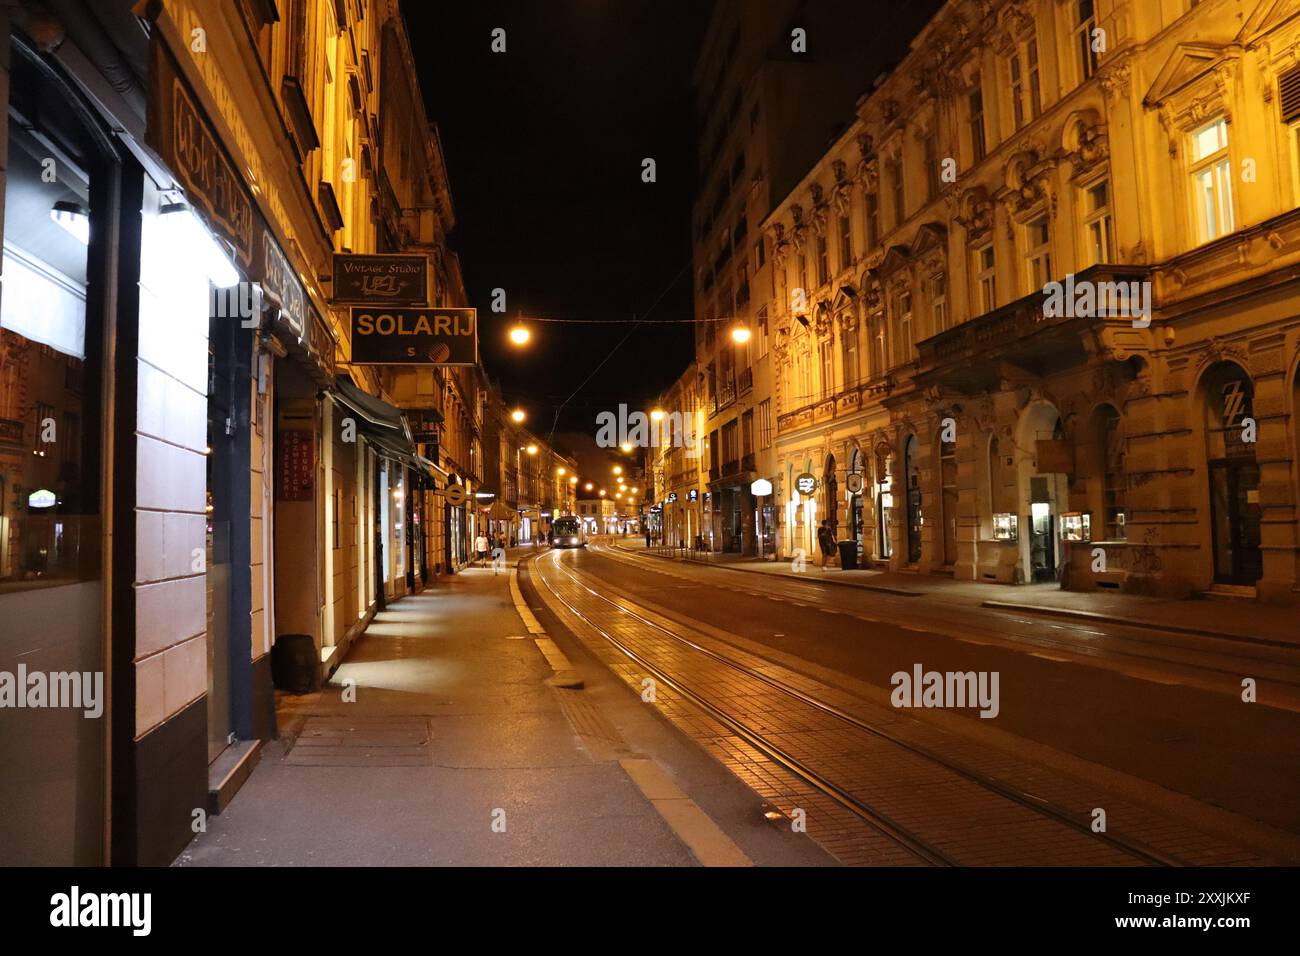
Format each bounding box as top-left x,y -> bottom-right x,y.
737,366 -> 753,395
914,265 -> 1154,394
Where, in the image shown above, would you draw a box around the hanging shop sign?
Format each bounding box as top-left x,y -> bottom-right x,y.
277,430 -> 314,501
145,39 -> 255,270
27,489 -> 57,509
845,473 -> 864,495
666,492 -> 678,503
687,489 -> 699,501
332,253 -> 428,306
795,472 -> 818,496
750,478 -> 773,497
350,308 -> 478,366
261,227 -> 306,339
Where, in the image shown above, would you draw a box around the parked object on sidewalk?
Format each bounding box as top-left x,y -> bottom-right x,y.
838,540 -> 858,571
271,634 -> 319,694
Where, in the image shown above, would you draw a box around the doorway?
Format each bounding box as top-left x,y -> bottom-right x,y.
1029,479 -> 1056,583
1202,363 -> 1262,587
904,434 -> 922,564
1208,460 -> 1262,585
940,432 -> 958,566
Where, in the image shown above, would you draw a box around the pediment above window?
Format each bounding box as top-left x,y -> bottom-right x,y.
909,221 -> 947,258
1143,42 -> 1231,110
1237,0 -> 1300,45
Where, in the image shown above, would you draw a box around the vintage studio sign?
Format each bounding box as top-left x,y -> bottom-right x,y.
332,253 -> 428,306
350,308 -> 478,366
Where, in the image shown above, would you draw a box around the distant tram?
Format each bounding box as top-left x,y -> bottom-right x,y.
551,516 -> 587,548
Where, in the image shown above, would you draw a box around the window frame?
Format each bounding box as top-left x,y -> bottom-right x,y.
1081,175 -> 1113,267
973,242 -> 996,314
1187,116 -> 1234,245
1023,215 -> 1053,292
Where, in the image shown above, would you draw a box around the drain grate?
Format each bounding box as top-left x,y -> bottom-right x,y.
283,715 -> 433,767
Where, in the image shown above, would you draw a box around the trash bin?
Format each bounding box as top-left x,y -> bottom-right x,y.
272,634 -> 319,694
837,540 -> 858,571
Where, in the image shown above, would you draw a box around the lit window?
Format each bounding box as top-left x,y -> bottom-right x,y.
930,272 -> 948,332
895,290 -> 913,366
842,319 -> 859,385
819,337 -> 834,397
1082,178 -> 1113,266
1189,117 -> 1234,244
1010,36 -> 1042,130
873,311 -> 888,377
1025,216 -> 1052,290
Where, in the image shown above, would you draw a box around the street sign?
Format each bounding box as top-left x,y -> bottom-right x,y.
350,307 -> 477,365
443,484 -> 468,506
333,253 -> 428,305
795,472 -> 818,496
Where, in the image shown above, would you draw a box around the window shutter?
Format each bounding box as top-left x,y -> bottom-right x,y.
1280,64 -> 1300,125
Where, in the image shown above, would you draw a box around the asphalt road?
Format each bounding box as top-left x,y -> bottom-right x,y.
556,543 -> 1300,835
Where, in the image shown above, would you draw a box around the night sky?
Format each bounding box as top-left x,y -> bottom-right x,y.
401,0 -> 708,440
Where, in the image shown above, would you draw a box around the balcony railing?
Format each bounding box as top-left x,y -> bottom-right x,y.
737,366 -> 753,395
914,264 -> 1153,390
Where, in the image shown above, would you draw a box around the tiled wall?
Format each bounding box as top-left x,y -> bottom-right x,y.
133,191 -> 210,738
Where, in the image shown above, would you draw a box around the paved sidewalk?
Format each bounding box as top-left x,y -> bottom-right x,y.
622,539 -> 1299,647
176,552 -> 697,866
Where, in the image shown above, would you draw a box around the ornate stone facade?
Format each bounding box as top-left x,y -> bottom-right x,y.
764,0 -> 1300,602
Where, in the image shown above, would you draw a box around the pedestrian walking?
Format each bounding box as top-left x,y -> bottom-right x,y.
817,520 -> 837,571
644,527 -> 651,549
475,532 -> 489,568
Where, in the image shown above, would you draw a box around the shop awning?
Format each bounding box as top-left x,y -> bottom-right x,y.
334,376 -> 410,433
332,376 -> 417,464
416,454 -> 448,481
488,501 -> 515,521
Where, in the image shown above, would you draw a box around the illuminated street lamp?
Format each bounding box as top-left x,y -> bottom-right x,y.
557,467 -> 566,476
730,324 -> 751,344
511,408 -> 526,423
525,444 -> 538,455
598,489 -> 606,497
650,408 -> 665,422
612,465 -> 623,476
620,442 -> 634,453
585,482 -> 594,491
569,476 -> 579,485
508,324 -> 530,346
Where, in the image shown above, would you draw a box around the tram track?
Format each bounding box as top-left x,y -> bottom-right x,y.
530,547 -> 1192,867
596,542 -> 1300,697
